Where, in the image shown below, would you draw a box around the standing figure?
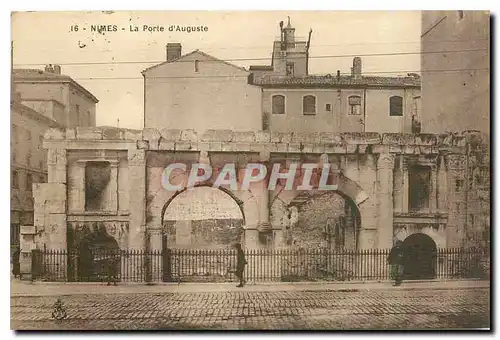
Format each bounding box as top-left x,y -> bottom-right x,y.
387,241 -> 405,286
12,246 -> 20,279
234,243 -> 247,288
106,250 -> 119,286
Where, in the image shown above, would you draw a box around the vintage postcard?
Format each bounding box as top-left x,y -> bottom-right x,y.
10,10 -> 490,330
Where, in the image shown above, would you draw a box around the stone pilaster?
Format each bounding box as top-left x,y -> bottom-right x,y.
69,161 -> 86,212
402,159 -> 409,213
48,148 -> 67,184
437,155 -> 448,212
357,154 -> 378,250
393,155 -> 404,214
445,154 -> 467,247
377,153 -> 395,249
128,149 -> 146,250
429,164 -> 438,213
148,226 -> 163,282
107,160 -> 119,212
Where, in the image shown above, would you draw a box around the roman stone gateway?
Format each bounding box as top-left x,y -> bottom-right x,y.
32,126 -> 483,281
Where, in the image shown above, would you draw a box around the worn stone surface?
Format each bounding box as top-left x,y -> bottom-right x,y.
10,287 -> 490,330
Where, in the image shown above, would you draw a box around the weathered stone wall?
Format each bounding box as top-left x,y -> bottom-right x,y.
38,127 -> 487,257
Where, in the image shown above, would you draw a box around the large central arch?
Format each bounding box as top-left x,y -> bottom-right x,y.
160,183 -> 245,249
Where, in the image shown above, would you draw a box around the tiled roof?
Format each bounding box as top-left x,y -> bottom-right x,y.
13,69 -> 99,103
250,74 -> 421,88
13,68 -> 72,81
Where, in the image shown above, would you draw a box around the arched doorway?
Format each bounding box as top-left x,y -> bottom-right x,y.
77,224 -> 120,282
402,233 -> 437,280
160,185 -> 245,282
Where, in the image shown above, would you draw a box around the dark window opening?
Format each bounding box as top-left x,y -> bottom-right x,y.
85,161 -> 111,211
194,60 -> 200,72
389,96 -> 403,116
303,95 -> 316,115
409,165 -> 430,211
325,103 -> 332,111
272,95 -> 285,115
348,96 -> 362,115
286,62 -> 294,76
458,10 -> 464,20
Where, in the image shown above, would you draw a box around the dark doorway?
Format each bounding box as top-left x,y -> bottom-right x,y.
77,224 -> 120,282
402,233 -> 437,280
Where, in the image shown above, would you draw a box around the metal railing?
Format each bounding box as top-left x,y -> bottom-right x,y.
31,247 -> 490,283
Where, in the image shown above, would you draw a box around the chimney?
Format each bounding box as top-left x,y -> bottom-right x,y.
336,70 -> 340,81
44,64 -> 54,73
166,43 -> 182,62
352,57 -> 362,79
53,65 -> 61,74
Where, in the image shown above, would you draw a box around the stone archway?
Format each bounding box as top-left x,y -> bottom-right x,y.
402,233 -> 437,280
284,191 -> 361,249
77,224 -> 120,282
160,184 -> 245,249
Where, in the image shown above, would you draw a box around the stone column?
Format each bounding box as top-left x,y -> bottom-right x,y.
445,154 -> 467,247
430,164 -> 438,213
357,154 -> 378,250
127,148 -> 147,280
245,153 -> 270,249
106,160 -> 119,212
402,159 -> 409,213
377,153 -> 395,249
393,155 -> 404,213
437,155 -> 448,212
45,148 -> 68,279
128,149 -> 146,250
148,227 -> 163,282
69,161 -> 86,212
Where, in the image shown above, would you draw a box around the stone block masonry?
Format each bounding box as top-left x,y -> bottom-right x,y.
33,127 -> 487,282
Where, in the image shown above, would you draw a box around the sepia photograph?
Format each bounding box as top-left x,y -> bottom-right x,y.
10,10 -> 490,331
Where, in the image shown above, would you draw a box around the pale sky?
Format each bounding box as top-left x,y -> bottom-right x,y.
12,11 -> 421,129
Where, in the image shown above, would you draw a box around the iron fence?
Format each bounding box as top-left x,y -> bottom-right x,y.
31,247 -> 490,283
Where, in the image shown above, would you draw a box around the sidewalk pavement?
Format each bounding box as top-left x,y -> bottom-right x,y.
11,278 -> 489,297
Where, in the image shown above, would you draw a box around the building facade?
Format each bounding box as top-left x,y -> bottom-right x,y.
420,11 -> 490,248
11,65 -> 98,253
144,18 -> 421,134
13,65 -> 98,128
28,127 -> 484,281
421,10 -> 490,134
143,48 -> 262,133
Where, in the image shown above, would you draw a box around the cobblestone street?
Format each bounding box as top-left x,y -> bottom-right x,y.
11,285 -> 490,330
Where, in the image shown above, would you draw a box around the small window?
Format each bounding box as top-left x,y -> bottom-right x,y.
348,96 -> 362,115
457,10 -> 464,20
303,95 -> 316,115
286,62 -> 294,76
389,96 -> 403,116
12,170 -> 18,189
325,104 -> 332,111
272,95 -> 285,115
195,60 -> 200,72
